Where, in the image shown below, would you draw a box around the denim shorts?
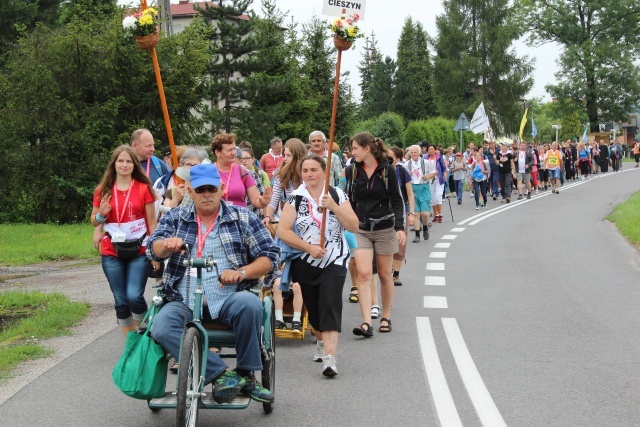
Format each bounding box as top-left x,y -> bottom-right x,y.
548,168 -> 561,180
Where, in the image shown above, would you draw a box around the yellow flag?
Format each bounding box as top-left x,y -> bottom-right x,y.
519,108 -> 528,140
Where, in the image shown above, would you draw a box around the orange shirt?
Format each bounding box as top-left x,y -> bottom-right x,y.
546,150 -> 561,169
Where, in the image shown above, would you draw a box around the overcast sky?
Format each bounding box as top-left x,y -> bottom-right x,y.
121,0 -> 560,105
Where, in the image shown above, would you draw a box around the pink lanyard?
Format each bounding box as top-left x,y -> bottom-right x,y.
113,181 -> 134,226
196,214 -> 217,258
145,160 -> 150,177
306,199 -> 322,229
216,163 -> 235,200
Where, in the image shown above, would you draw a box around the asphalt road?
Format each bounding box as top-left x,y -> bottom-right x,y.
1,168 -> 639,426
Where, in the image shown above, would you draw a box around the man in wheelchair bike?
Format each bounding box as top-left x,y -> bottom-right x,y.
146,164 -> 280,404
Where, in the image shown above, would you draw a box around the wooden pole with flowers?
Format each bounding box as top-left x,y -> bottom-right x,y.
123,1 -> 180,172
320,9 -> 362,247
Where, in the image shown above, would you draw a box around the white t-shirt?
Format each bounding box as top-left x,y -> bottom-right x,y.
518,151 -> 526,173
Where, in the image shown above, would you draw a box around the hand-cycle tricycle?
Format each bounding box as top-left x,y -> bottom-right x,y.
145,247 -> 276,426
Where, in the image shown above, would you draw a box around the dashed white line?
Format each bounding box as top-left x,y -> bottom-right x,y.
443,318 -> 507,427
416,317 -> 463,427
434,242 -> 451,248
425,276 -> 446,286
429,252 -> 447,259
450,228 -> 466,232
424,296 -> 448,308
426,263 -> 445,271
442,235 -> 458,240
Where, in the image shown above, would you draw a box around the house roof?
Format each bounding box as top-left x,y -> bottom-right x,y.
171,1 -> 249,20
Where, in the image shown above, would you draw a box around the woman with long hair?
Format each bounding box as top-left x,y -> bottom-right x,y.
91,145 -> 157,336
347,132 -> 406,337
424,143 -> 448,223
278,155 -> 359,376
210,133 -> 272,209
262,138 -> 308,226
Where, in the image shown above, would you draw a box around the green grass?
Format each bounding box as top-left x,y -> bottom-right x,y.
607,190 -> 640,247
0,291 -> 90,379
0,224 -> 98,266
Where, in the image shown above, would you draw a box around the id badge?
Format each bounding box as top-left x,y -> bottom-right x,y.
111,231 -> 126,243
226,201 -> 234,206
413,179 -> 421,185
310,235 -> 320,245
189,267 -> 198,277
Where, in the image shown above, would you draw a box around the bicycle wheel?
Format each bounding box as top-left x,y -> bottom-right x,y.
176,327 -> 201,427
261,301 -> 275,414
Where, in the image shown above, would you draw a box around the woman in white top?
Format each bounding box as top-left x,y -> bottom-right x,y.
277,155 -> 359,377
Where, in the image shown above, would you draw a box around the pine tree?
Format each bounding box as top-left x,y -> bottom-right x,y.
360,56 -> 396,120
357,33 -> 382,104
394,18 -> 437,121
198,0 -> 262,134
433,0 -> 533,135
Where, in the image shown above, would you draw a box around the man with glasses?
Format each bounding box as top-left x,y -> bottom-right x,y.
147,163 -> 280,405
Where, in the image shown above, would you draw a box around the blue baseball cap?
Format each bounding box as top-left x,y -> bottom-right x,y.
189,164 -> 221,189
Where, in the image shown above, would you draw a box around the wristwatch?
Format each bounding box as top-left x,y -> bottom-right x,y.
237,269 -> 247,281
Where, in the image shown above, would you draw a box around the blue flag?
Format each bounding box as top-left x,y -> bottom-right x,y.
582,124 -> 588,142
531,116 -> 538,138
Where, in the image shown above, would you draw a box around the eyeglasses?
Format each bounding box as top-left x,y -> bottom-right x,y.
194,185 -> 219,194
183,162 -> 198,168
241,157 -> 252,161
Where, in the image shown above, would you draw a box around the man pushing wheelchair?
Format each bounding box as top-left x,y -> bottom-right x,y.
146,163 -> 279,404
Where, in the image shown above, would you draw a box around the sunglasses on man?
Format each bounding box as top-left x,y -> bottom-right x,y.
194,185 -> 219,194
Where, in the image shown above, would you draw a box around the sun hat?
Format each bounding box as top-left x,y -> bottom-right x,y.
189,163 -> 220,188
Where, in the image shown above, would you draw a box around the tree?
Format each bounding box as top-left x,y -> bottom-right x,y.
394,18 -> 437,121
522,0 -> 640,131
359,55 -> 396,120
241,1 -> 317,153
198,0 -> 262,135
357,33 -> 382,104
433,0 -> 533,135
0,12 -> 210,223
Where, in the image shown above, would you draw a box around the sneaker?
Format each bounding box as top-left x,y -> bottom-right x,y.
291,320 -> 302,333
457,200 -> 461,205
240,373 -> 274,403
212,370 -> 246,404
555,190 -> 559,194
313,340 -> 325,362
517,194 -> 523,200
535,189 -> 539,195
322,355 -> 338,377
506,198 -> 510,203
275,319 -> 287,330
371,305 -> 380,319
423,227 -> 429,240
412,234 -> 420,243
393,277 -> 402,286
476,206 -> 479,210
527,192 -> 531,200
492,195 -> 497,201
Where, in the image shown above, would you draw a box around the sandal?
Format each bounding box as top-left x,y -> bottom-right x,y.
379,318 -> 392,333
348,286 -> 359,303
169,361 -> 179,373
352,322 -> 373,338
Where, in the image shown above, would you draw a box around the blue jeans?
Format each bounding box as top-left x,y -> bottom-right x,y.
489,170 -> 499,196
151,292 -> 263,384
454,179 -> 464,202
101,254 -> 150,326
473,180 -> 487,207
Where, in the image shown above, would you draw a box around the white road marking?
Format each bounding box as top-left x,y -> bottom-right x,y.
416,317 -> 463,427
425,276 -> 446,286
424,296 -> 448,308
450,228 -> 466,232
430,252 -> 447,259
426,263 -> 445,271
442,235 -> 457,240
442,318 -> 507,427
435,242 -> 451,248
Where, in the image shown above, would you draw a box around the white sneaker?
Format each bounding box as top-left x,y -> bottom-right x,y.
313,341 -> 325,362
322,355 -> 338,377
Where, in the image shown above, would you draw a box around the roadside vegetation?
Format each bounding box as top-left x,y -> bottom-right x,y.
0,224 -> 97,266
0,291 -> 90,379
607,191 -> 640,248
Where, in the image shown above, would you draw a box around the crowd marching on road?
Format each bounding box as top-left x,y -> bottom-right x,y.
91,128 -> 640,402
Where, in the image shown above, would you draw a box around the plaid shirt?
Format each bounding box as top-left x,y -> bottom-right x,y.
147,200 -> 280,294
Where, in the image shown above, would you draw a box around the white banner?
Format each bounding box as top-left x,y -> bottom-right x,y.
470,102 -> 490,134
322,0 -> 367,20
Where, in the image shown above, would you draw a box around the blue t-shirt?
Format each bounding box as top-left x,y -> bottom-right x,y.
395,164 -> 411,204
141,156 -> 170,186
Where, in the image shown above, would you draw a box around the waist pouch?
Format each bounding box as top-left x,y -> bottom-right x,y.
359,214 -> 395,232
112,236 -> 145,261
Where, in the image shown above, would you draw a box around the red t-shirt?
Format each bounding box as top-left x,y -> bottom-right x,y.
93,180 -> 155,256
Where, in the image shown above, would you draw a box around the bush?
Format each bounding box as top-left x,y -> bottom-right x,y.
351,112 -> 405,146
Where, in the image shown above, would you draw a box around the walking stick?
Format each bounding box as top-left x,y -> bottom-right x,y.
447,194 -> 454,222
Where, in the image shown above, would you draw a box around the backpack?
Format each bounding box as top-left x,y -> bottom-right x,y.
345,163 -> 390,203
396,164 -> 410,202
